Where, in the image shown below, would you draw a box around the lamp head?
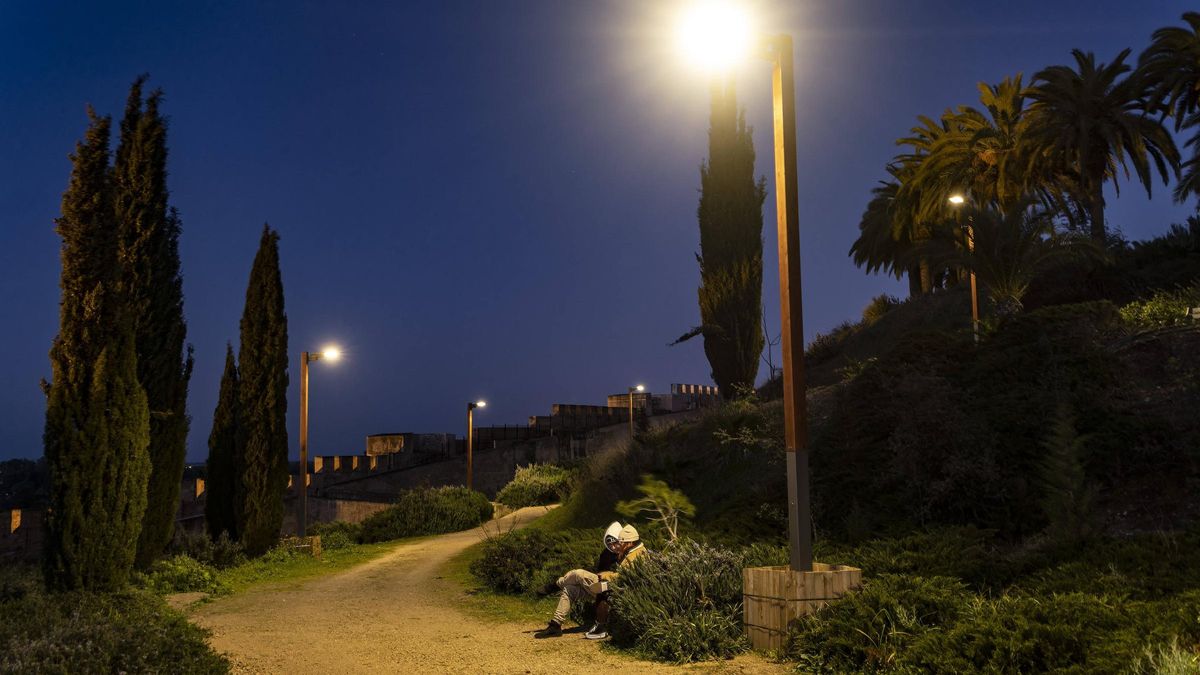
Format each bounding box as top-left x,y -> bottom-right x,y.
948,194 -> 966,206
635,384 -> 645,392
469,400 -> 487,410
675,1 -> 754,72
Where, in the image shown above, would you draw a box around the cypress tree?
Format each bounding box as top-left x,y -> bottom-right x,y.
236,225 -> 289,556
694,81 -> 766,397
205,343 -> 240,541
43,109 -> 151,591
114,77 -> 195,567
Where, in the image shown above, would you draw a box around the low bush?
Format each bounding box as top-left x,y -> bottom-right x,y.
171,530 -> 246,569
0,570 -> 228,674
136,554 -> 226,595
309,520 -> 362,550
863,294 -> 903,324
470,527 -> 599,595
896,593 -> 1179,674
818,527 -> 1007,590
358,486 -> 493,543
787,574 -> 972,673
1120,282 -> 1200,329
609,540 -> 748,662
495,464 -> 573,509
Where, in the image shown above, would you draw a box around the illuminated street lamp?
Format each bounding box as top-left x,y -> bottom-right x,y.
627,384 -> 645,442
676,2 -> 812,571
298,345 -> 340,537
948,194 -> 981,345
466,400 -> 487,490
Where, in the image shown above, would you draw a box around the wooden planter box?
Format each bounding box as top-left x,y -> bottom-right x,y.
743,563 -> 862,650
282,535 -> 322,558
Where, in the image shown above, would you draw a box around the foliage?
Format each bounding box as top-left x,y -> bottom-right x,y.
862,294 -> 903,324
205,343 -> 240,541
235,225 -> 290,556
494,464 -> 573,509
1037,405 -> 1098,542
171,530 -> 246,569
43,108 -> 151,592
116,78 -> 194,569
1120,281 -> 1200,329
690,81 -> 766,395
309,520 -> 362,550
469,527 -> 598,595
609,540 -> 749,662
786,575 -> 972,673
135,554 -> 226,595
1131,638 -> 1200,675
1140,12 -> 1200,202
806,321 -> 859,363
0,567 -> 228,674
616,475 -> 696,542
358,486 -> 492,544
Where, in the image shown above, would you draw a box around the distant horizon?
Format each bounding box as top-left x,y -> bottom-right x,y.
2,1 -> 1194,463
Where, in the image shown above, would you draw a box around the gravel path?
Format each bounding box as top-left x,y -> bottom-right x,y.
190,507 -> 787,674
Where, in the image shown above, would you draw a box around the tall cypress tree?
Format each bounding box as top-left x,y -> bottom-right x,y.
205,343 -> 240,541
236,225 -> 289,556
114,77 -> 195,567
44,109 -> 151,591
694,81 -> 766,397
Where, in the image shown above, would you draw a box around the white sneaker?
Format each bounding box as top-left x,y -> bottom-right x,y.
584,623 -> 608,640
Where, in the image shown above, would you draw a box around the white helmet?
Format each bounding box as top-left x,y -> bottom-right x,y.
618,524 -> 640,543
603,522 -> 622,552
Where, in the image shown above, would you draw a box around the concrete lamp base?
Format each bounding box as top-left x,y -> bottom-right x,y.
743,563 -> 862,650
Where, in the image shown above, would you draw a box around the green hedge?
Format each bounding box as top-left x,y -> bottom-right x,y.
495,464 -> 573,509
0,567 -> 228,674
358,486 -> 493,544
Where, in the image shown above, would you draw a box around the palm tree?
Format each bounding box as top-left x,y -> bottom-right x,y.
1026,49 -> 1180,242
1140,12 -> 1200,202
850,177 -> 923,296
912,201 -> 1100,316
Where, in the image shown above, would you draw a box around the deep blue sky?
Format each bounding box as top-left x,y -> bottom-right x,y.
1,1 -> 1193,462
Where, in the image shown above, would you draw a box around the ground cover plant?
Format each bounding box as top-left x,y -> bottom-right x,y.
358,486 -> 493,543
0,564 -> 229,674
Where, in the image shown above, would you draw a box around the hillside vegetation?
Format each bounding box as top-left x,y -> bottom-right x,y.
475,224 -> 1200,670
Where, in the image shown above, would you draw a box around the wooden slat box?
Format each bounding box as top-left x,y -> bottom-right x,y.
743,563 -> 862,650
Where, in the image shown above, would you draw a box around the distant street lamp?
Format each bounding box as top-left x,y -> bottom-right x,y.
298,346 -> 340,537
948,194 -> 981,345
466,400 -> 486,491
676,2 -> 812,571
627,384 -> 645,442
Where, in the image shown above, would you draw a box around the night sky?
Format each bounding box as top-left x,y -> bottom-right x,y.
1,1 -> 1193,463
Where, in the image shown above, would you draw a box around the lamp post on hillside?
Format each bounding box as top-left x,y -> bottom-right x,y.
627,384 -> 645,442
948,194 -> 981,345
677,4 -> 811,571
466,400 -> 486,491
298,346 -> 340,537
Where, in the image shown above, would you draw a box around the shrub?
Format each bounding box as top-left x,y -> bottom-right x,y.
616,475 -> 696,542
818,527 -> 1006,590
137,554 -> 226,595
786,574 -> 971,673
171,530 -> 245,569
470,527 -> 600,596
806,321 -> 859,363
0,580 -> 228,673
896,593 -> 1154,674
495,464 -> 573,509
863,294 -> 903,324
358,486 -> 493,543
609,540 -> 749,662
309,520 -> 362,549
1120,282 -> 1200,329
1132,638 -> 1200,675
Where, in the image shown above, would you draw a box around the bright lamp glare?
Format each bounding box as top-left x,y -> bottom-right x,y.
635,384 -> 646,392
676,1 -> 754,71
321,347 -> 341,361
948,195 -> 966,205
476,400 -> 487,408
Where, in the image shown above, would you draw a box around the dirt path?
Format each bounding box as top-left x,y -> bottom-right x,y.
190,507 -> 787,674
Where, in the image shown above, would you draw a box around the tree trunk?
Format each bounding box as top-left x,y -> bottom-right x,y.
919,258 -> 933,294
1088,184 -> 1106,243
907,264 -> 923,298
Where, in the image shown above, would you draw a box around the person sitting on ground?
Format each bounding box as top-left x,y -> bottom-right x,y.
534,522 -> 646,640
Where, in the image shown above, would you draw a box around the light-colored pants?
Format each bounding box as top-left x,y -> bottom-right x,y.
553,569 -> 599,624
